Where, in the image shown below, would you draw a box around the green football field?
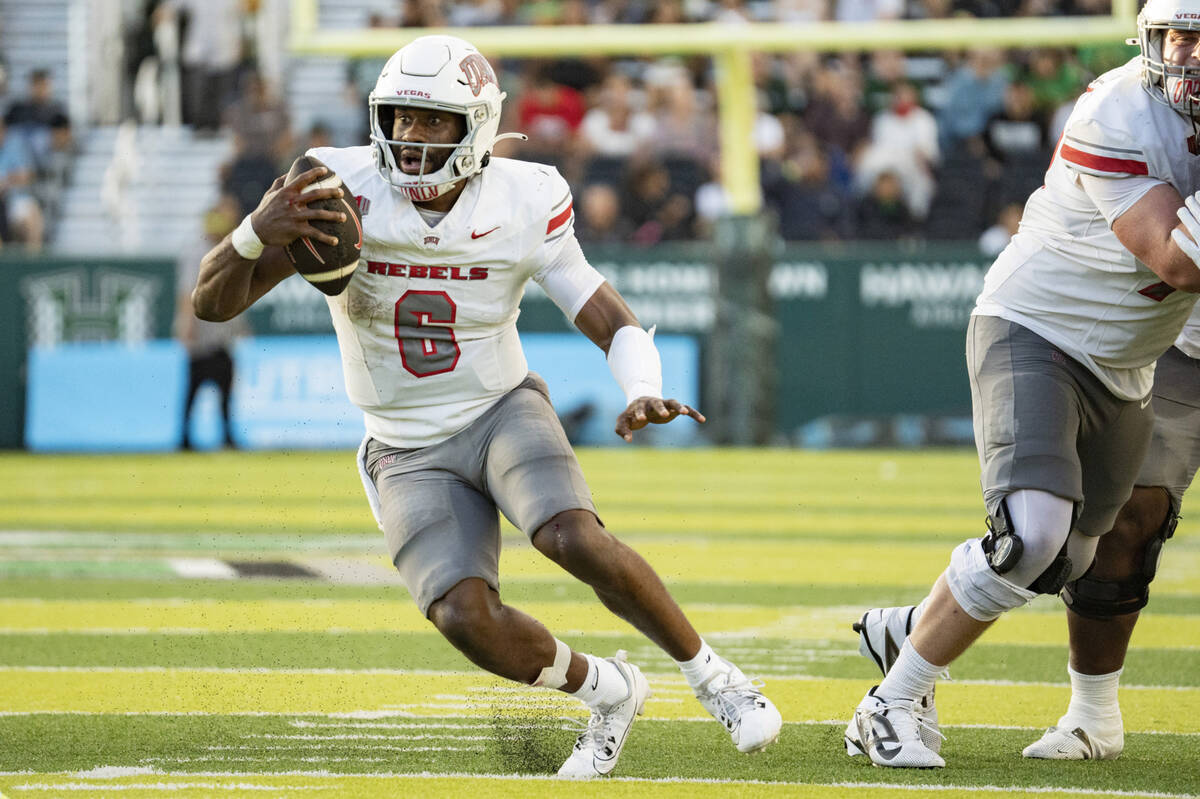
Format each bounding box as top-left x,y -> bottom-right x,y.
1,448 -> 1197,799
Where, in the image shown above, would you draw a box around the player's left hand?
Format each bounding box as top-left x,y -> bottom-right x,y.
615,397 -> 706,442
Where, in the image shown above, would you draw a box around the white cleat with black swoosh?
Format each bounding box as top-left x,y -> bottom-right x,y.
851,686 -> 945,769
557,651 -> 650,778
844,606 -> 942,756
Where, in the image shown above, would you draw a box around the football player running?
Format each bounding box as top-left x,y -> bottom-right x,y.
191,35 -> 781,778
843,0 -> 1200,768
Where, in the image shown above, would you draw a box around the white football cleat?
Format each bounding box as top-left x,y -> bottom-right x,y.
851,686 -> 945,769
845,606 -> 942,755
1023,721 -> 1124,760
694,657 -> 782,753
557,651 -> 650,778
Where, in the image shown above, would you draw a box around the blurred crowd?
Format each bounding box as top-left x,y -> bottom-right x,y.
0,65 -> 72,252
1,0 -> 1136,252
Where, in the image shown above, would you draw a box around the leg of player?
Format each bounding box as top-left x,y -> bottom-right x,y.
425,577 -> 648,778
1023,485 -> 1174,761
848,488 -> 1091,769
843,599 -> 943,757
532,510 -> 783,755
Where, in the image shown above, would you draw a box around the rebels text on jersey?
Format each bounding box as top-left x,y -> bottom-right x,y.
307,146 -> 582,448
975,58 -> 1200,401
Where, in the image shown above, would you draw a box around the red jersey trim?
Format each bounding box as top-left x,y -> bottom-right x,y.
1060,142 -> 1148,175
546,202 -> 573,235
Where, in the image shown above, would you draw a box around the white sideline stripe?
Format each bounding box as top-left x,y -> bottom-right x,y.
3,771 -> 1198,798
165,559 -> 238,580
0,665 -> 1195,692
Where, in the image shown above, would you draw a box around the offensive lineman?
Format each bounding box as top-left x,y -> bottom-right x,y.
848,310 -> 1199,760
191,35 -> 781,778
845,0 -> 1200,768
1021,305 -> 1200,760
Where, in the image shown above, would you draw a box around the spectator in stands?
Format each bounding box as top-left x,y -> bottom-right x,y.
169,0 -> 244,133
222,72 -> 290,218
937,47 -> 1011,153
1025,48 -> 1088,119
4,69 -> 68,168
223,71 -> 292,164
855,80 -> 940,220
516,64 -> 586,170
855,170 -> 917,241
645,63 -> 718,163
31,112 -> 72,227
447,0 -> 506,26
174,193 -> 248,450
834,0 -> 905,22
764,125 -> 852,241
982,80 -> 1047,164
625,158 -> 693,245
863,50 -> 910,112
0,116 -> 44,251
576,182 -> 634,243
579,72 -> 656,158
398,0 -> 447,27
803,58 -> 871,191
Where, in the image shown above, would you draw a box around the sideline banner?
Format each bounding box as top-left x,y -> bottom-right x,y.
3,244 -> 989,449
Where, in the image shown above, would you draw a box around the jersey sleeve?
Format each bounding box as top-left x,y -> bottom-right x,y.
532,235 -> 606,323
1059,113 -> 1149,179
526,166 -> 576,269
1077,172 -> 1164,226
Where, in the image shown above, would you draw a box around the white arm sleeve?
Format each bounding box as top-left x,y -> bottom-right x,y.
532,234 -> 607,323
1077,172 -> 1165,226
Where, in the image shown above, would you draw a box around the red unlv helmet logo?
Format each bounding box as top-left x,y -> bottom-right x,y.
459,54 -> 496,97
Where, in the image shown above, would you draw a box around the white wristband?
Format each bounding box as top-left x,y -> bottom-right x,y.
607,324 -> 662,405
230,214 -> 265,260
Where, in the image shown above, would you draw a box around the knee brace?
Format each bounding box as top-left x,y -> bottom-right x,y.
1062,506 -> 1178,619
982,494 -> 1077,595
945,537 -> 1037,621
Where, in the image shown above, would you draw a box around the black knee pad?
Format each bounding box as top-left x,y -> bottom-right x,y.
1062,506 -> 1178,619
982,498 -> 1074,595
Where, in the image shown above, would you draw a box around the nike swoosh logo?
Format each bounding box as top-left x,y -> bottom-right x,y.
1141,395 -> 1153,409
471,226 -> 500,239
590,670 -> 599,691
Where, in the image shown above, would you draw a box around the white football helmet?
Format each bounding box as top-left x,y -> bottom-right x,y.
368,35 -> 522,201
1134,0 -> 1200,117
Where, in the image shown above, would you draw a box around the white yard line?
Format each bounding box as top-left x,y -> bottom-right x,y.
1,771 -> 1197,798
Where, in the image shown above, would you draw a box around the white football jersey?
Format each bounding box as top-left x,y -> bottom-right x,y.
308,146 -> 593,448
974,58 -> 1200,400
1174,305 -> 1200,360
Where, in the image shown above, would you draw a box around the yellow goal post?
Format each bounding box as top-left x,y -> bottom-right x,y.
288,0 -> 1138,217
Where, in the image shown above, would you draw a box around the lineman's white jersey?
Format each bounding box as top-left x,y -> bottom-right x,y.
974,58 -> 1200,401
309,147 -> 603,448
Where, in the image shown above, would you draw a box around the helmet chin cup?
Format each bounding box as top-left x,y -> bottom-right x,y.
368,35 -> 512,198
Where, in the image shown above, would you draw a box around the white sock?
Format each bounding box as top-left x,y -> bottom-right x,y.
571,654 -> 629,709
676,639 -> 720,690
877,639 -> 942,702
1064,666 -> 1122,724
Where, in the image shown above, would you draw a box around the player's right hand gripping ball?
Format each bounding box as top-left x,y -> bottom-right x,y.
283,155 -> 363,296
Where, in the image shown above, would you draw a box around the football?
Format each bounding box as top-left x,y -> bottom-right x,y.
282,155 -> 363,296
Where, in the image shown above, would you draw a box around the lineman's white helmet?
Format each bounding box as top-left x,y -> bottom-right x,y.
1135,0 -> 1200,117
368,35 -> 522,201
